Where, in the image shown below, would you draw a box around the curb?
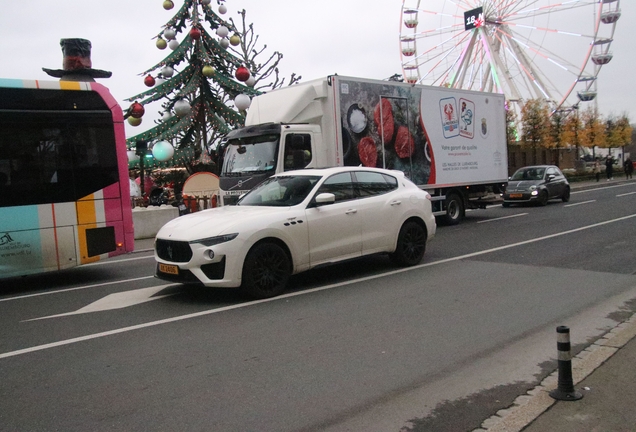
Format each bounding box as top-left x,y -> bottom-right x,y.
472,312 -> 636,432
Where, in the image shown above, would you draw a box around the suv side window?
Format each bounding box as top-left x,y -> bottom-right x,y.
316,172 -> 355,202
355,171 -> 398,197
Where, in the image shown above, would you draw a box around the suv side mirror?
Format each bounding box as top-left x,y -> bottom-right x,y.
313,192 -> 335,206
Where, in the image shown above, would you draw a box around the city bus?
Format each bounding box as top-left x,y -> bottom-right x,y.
0,78 -> 134,279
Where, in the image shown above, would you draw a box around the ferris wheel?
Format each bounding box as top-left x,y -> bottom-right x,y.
399,0 -> 622,117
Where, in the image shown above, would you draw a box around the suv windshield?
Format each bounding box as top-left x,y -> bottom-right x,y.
238,175 -> 321,207
221,135 -> 279,176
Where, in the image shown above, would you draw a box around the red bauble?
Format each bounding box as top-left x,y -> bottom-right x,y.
129,102 -> 145,119
190,27 -> 202,40
235,66 -> 250,82
144,75 -> 156,87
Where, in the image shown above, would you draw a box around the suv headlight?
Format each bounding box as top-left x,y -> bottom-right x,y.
191,233 -> 238,246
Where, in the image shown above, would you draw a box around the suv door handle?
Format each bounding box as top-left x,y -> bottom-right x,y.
390,200 -> 402,206
345,209 -> 357,214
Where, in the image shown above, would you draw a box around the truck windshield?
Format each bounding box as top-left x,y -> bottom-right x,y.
221,135 -> 279,176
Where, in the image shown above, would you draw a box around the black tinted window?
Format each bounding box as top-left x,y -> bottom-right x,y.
317,172 -> 355,202
0,90 -> 118,207
355,171 -> 398,197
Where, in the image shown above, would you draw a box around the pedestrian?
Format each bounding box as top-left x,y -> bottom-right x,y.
624,157 -> 633,179
605,155 -> 613,181
593,159 -> 601,182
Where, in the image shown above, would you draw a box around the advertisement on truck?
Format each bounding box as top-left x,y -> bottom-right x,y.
219,76 -> 507,223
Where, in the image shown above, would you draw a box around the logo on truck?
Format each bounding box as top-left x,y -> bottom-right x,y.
439,97 -> 460,138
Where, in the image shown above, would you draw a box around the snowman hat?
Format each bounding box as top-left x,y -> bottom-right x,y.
43,38 -> 112,81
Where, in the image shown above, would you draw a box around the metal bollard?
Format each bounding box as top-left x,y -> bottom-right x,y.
549,326 -> 583,401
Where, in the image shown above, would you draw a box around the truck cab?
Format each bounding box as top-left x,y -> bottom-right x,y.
219,123 -> 324,205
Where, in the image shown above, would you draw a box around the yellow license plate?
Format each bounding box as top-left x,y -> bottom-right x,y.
159,263 -> 179,275
509,193 -> 522,198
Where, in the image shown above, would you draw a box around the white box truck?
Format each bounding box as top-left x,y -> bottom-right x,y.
219,75 -> 507,224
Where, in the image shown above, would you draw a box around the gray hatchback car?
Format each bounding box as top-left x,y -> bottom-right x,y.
502,165 -> 570,207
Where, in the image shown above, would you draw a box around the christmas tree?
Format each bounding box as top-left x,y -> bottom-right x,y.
125,0 -> 299,173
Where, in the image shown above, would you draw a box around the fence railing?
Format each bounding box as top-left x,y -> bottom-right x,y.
182,194 -> 218,212
131,194 -> 219,212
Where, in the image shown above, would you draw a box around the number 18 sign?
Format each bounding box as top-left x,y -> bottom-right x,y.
464,7 -> 484,30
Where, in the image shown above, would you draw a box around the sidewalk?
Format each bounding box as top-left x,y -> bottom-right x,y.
474,314 -> 636,432
475,176 -> 636,432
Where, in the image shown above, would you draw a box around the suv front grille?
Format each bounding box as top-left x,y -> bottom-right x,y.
155,239 -> 192,263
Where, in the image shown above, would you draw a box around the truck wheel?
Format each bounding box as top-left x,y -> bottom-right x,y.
390,221 -> 427,266
241,242 -> 291,299
444,193 -> 464,225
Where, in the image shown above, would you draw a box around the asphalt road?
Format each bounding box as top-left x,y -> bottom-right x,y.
1,181 -> 635,432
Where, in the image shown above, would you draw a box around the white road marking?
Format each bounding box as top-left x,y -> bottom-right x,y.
477,213 -> 528,223
617,191 -> 636,197
564,200 -> 596,207
0,276 -> 155,302
2,213 -> 636,360
25,285 -> 175,321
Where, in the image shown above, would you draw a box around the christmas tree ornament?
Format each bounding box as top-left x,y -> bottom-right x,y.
161,66 -> 174,78
127,116 -> 142,127
174,99 -> 191,117
164,28 -> 176,40
229,34 -> 241,46
168,39 -> 179,50
216,26 -> 229,38
129,101 -> 145,118
190,27 -> 201,40
234,94 -> 251,111
152,141 -> 175,162
156,38 -> 167,50
144,75 -> 156,87
245,75 -> 256,87
235,66 -> 250,82
219,38 -> 229,49
218,4 -> 227,14
202,65 -> 215,77
163,0 -> 174,10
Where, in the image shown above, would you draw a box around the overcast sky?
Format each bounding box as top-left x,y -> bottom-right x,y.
1,0 -> 633,137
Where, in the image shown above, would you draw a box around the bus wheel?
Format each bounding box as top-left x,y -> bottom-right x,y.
241,242 -> 290,299
444,193 -> 464,225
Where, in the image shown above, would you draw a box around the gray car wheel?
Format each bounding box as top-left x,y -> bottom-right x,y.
561,187 -> 571,202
